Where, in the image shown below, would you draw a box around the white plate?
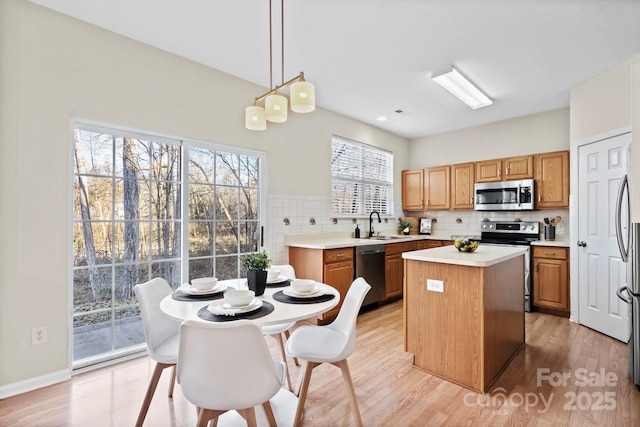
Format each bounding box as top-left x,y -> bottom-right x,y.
179,283 -> 226,295
207,298 -> 263,315
282,287 -> 324,298
267,275 -> 288,284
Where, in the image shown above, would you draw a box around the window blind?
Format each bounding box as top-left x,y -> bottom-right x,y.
331,135 -> 393,216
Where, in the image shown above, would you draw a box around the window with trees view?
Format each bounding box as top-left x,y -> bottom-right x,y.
72,124 -> 262,365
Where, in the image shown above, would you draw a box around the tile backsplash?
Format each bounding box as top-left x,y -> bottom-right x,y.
264,193 -> 569,264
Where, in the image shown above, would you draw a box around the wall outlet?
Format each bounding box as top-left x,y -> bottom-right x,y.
427,279 -> 444,293
31,326 -> 48,345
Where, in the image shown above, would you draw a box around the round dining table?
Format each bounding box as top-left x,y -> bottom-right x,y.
160,278 -> 340,326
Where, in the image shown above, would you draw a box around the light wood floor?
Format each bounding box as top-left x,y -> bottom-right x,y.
2,300 -> 640,426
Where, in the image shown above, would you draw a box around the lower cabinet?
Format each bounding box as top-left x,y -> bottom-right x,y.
533,246 -> 569,313
384,241 -> 417,299
288,246 -> 354,322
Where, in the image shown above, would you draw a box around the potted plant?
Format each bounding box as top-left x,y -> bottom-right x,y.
241,250 -> 271,296
398,219 -> 413,235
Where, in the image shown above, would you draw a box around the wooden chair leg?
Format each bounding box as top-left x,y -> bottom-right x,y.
135,362 -> 171,427
262,401 -> 277,427
237,408 -> 258,427
168,365 -> 177,397
284,330 -> 299,366
293,361 -> 318,427
274,333 -> 293,391
334,359 -> 363,427
197,408 -> 223,427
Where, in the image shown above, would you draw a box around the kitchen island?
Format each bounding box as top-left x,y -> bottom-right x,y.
402,245 -> 527,393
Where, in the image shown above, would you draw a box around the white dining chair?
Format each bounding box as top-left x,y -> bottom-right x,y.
285,277 -> 371,427
178,319 -> 287,427
133,277 -> 181,427
261,264 -> 299,391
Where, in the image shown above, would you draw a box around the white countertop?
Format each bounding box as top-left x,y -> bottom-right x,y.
402,244 -> 527,267
286,231 -> 458,250
531,239 -> 570,248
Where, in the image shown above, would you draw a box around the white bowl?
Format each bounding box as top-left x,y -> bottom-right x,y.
267,268 -> 281,281
224,289 -> 255,307
191,277 -> 218,290
291,279 -> 316,294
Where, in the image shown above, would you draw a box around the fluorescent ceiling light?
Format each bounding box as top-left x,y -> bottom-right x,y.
431,66 -> 492,109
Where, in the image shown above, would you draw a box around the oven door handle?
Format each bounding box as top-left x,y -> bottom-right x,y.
517,184 -> 521,206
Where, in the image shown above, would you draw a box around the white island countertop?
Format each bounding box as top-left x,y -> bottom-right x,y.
402,244 -> 527,268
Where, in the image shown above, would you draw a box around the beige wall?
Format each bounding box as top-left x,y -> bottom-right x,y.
408,108 -> 570,169
0,0 -> 409,390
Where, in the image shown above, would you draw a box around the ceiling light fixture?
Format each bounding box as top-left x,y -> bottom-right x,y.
245,0 -> 315,131
431,66 -> 492,109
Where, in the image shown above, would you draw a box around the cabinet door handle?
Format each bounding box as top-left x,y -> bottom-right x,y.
544,251 -> 555,256
336,253 -> 344,257
498,169 -> 501,177
538,194 -> 541,202
535,263 -> 539,272
505,168 -> 509,175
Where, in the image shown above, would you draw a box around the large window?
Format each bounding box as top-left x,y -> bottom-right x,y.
72,123 -> 262,366
331,135 -> 393,216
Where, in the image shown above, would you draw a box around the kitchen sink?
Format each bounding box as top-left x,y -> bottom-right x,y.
367,235 -> 407,240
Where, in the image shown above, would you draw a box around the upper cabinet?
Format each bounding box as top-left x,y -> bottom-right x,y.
534,150 -> 569,209
476,155 -> 534,182
402,169 -> 425,210
425,166 -> 451,210
402,166 -> 451,211
451,162 -> 475,210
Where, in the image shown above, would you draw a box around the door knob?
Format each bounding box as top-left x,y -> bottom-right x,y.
577,241 -> 587,247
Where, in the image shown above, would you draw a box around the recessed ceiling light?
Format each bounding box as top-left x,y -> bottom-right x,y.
376,116 -> 388,122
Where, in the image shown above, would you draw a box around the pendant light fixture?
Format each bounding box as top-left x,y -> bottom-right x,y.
245,0 -> 315,130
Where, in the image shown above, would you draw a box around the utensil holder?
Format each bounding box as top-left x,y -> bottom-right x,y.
544,225 -> 556,241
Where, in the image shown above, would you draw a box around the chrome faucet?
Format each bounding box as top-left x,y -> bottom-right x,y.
369,210 -> 381,238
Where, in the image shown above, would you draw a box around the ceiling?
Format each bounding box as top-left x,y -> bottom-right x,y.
30,0 -> 640,139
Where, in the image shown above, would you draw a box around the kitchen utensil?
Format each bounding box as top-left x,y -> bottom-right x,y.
543,217 -> 550,225
552,216 -> 562,225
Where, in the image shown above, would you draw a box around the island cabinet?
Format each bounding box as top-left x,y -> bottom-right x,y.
475,155 -> 534,182
403,245 -> 526,393
288,246 -> 354,323
384,241 -> 417,299
532,246 -> 569,313
534,150 -> 569,209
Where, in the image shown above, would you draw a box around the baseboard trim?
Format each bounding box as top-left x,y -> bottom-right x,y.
0,369 -> 70,399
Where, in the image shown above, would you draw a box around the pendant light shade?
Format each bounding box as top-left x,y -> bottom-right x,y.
245,106 -> 266,131
265,93 -> 288,123
290,81 -> 316,113
245,0 -> 315,130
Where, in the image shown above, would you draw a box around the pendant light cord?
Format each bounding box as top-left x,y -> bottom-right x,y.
269,0 -> 273,90
281,0 -> 285,86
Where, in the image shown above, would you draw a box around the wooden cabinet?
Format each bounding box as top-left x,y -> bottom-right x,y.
476,155 -> 533,183
451,162 -> 475,210
416,239 -> 450,249
533,246 -> 569,312
535,150 -> 569,209
288,246 -> 354,322
402,169 -> 425,211
384,241 -> 417,299
425,166 -> 450,210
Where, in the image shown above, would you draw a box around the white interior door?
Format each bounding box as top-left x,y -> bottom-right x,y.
578,133 -> 631,342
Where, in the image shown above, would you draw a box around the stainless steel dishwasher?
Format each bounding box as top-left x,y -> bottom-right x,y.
355,244 -> 386,306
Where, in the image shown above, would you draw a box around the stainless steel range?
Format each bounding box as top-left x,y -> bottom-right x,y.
480,220 -> 540,312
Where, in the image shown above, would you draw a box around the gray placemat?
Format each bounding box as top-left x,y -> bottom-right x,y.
197,301 -> 275,322
171,288 -> 229,301
266,279 -> 291,288
272,290 -> 336,304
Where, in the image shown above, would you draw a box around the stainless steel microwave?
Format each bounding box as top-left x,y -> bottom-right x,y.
474,179 -> 535,211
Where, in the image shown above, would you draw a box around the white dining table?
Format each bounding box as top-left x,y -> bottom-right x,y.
160,278 -> 340,326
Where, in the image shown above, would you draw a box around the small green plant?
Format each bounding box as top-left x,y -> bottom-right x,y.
241,250 -> 271,271
398,219 -> 413,232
